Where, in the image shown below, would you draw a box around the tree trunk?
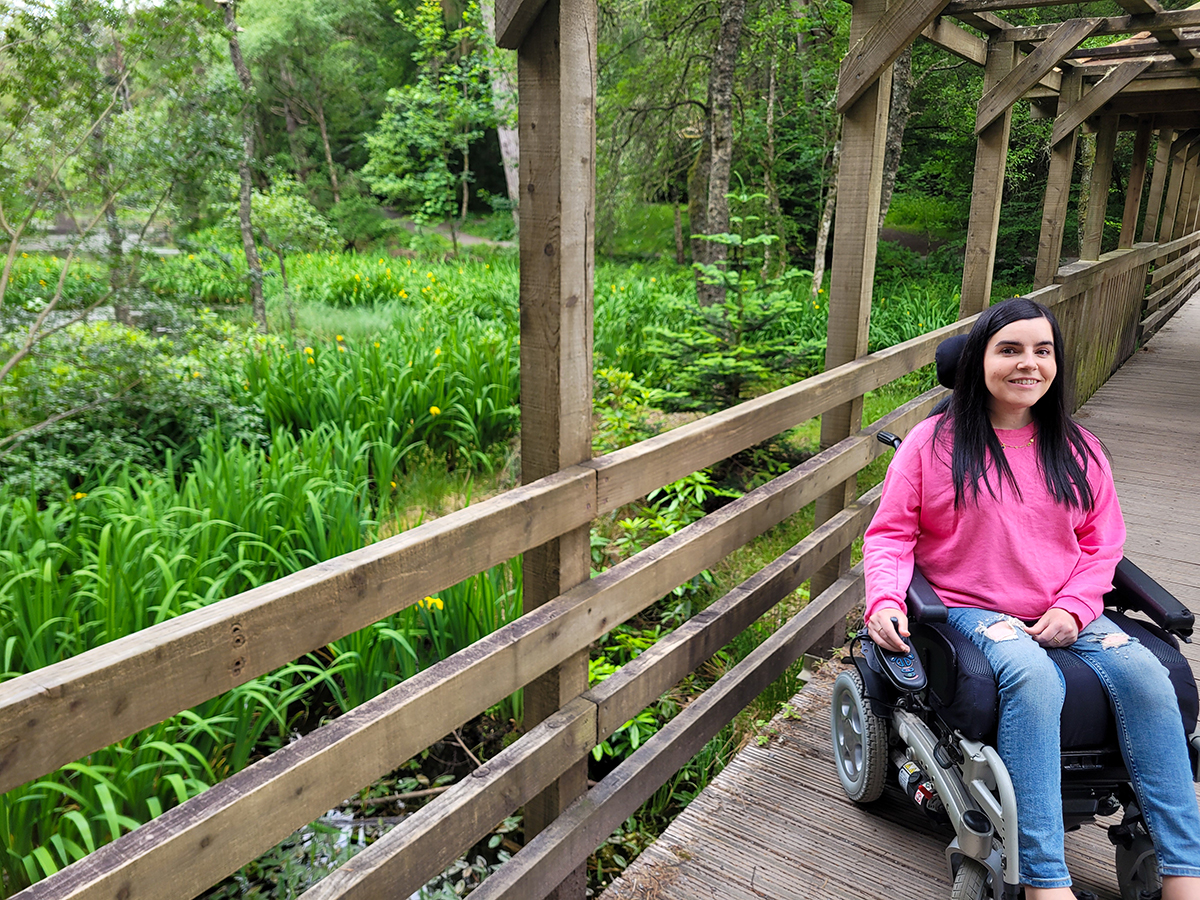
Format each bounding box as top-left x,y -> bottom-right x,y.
687,132 -> 711,273
313,96 -> 340,205
878,44 -> 912,235
279,61 -> 312,184
461,139 -> 471,221
762,57 -> 786,279
811,137 -> 840,300
1077,131 -> 1096,257
225,0 -> 267,333
481,0 -> 520,225
697,0 -> 747,307
793,0 -> 813,105
673,197 -> 686,265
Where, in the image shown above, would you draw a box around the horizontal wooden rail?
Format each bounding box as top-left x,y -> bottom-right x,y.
1150,241 -> 1200,285
16,396 -> 935,900
294,394 -> 933,899
468,565 -> 869,900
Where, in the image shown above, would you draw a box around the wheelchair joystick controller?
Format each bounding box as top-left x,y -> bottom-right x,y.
866,616 -> 927,692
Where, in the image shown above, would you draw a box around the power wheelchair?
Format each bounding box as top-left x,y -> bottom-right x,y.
829,338 -> 1200,900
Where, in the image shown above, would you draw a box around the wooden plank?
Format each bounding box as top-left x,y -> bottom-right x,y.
837,0 -> 953,112
1050,60 -> 1152,146
1149,240 -> 1200,284
1172,143 -> 1200,241
975,19 -> 1103,134
0,465 -> 596,796
961,39 -> 1018,313
1082,115 -> 1121,260
1184,146 -> 1200,236
12,416 -> 903,900
299,697 -> 597,900
920,17 -> 987,66
1142,128 -> 1176,242
1000,10 -> 1200,42
1159,137 -> 1194,242
516,1 -> 597,885
467,565 -> 869,900
1035,68 -> 1084,289
494,0 -> 549,49
1066,35 -> 1200,61
589,391 -> 939,741
1152,228 -> 1200,259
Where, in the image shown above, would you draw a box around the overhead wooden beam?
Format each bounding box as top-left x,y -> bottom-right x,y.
1142,127 -> 1176,241
837,0 -> 952,112
1001,10 -> 1200,43
1109,0 -> 1197,64
1066,35 -> 1200,61
976,18 -> 1103,133
948,0 -> 1101,14
1035,68 -> 1084,288
495,0 -> 548,49
1102,91 -> 1200,116
1025,74 -> 1200,99
1081,115 -> 1120,259
961,40 -> 1018,313
921,16 -> 987,65
1050,60 -> 1152,145
1074,57 -> 1200,77
516,1 -> 596,895
1120,118 -> 1155,248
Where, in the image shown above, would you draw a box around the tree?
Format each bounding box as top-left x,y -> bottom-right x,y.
362,0 -> 498,253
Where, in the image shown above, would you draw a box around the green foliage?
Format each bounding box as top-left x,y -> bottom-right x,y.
328,196 -> 405,251
363,0 -> 497,230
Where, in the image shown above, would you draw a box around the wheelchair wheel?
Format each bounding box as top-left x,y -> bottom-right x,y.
1116,833 -> 1160,900
950,858 -> 989,900
831,668 -> 888,803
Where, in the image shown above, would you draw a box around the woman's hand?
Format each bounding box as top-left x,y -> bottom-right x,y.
867,608 -> 911,653
1026,608 -> 1079,648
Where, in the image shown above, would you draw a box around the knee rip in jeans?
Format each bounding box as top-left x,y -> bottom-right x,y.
1098,632 -> 1130,650
980,618 -> 1022,642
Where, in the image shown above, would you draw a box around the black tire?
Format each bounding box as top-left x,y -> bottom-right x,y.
1116,833 -> 1161,900
950,858 -> 990,900
830,668 -> 888,802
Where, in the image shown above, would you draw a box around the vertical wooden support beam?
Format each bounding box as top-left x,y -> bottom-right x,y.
960,39 -> 1018,316
516,1 -> 595,895
1119,118 -> 1154,249
1034,69 -> 1083,289
1159,137 -> 1190,241
809,0 -> 892,641
1141,128 -> 1175,243
1080,116 -> 1119,261
1172,143 -> 1200,241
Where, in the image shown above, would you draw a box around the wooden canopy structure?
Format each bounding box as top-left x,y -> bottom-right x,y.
0,2 -> 1198,900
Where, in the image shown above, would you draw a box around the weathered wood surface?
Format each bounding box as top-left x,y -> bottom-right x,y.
1142,128 -> 1176,243
1034,67 -> 1083,289
1050,61 -> 1151,147
1081,116 -> 1120,261
998,9 -> 1200,40
604,296 -> 1200,900
837,0 -> 951,112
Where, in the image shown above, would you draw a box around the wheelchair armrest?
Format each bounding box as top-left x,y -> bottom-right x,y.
1104,557 -> 1194,640
907,567 -> 948,624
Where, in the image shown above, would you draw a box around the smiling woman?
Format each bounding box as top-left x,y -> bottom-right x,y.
983,317 -> 1058,430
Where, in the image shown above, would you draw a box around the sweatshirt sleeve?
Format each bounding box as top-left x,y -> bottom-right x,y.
862,439 -> 924,623
1051,445 -> 1126,630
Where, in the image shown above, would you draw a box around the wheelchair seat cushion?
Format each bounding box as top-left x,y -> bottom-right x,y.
912,611 -> 1198,749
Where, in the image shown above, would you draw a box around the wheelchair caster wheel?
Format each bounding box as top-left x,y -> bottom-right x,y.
1116,834 -> 1160,900
831,669 -> 887,803
950,858 -> 990,900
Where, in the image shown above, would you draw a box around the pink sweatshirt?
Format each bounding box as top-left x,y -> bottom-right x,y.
863,415 -> 1125,628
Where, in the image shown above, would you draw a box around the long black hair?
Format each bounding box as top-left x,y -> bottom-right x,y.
933,297 -> 1098,510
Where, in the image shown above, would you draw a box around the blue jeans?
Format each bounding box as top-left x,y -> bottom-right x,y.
946,608 -> 1200,888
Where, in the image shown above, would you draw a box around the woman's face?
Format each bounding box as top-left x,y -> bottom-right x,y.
983,316 -> 1057,427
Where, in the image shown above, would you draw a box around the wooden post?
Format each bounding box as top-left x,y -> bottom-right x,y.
1159,136 -> 1190,241
960,39 -> 1018,315
1119,118 -> 1154,249
809,0 -> 892,647
1034,68 -> 1083,289
1172,143 -> 1200,241
517,1 -> 595,895
1080,115 -> 1119,261
1141,128 -> 1175,243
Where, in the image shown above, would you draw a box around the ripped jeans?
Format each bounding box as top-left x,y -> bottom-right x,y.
946,608 -> 1200,889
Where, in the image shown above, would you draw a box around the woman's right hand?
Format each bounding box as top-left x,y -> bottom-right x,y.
867,608 -> 911,653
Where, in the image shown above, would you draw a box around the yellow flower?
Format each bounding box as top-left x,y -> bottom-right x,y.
378,258 -> 385,265
336,334 -> 344,342
338,345 -> 346,352
818,288 -> 825,294
434,347 -> 441,356
307,357 -> 315,365
650,277 -> 657,283
429,405 -> 441,416
188,254 -> 195,260
39,279 -> 45,286
73,492 -> 87,500
355,274 -> 361,281
427,272 -> 434,279
305,347 -> 313,355
21,252 -> 27,258
390,480 -> 397,489
374,341 -> 381,348
611,284 -> 616,292
420,596 -> 444,610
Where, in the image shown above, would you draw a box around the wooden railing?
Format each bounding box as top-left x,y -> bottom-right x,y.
4,233 -> 1195,900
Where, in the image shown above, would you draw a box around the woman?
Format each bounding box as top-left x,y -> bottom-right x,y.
863,297 -> 1200,900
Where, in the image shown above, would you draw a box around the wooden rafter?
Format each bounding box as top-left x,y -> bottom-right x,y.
1109,0 -> 1197,63
922,17 -> 987,65
494,0 -> 549,49
1001,10 -> 1200,43
1066,35 -> 1200,60
1050,60 -> 1152,145
947,0 -> 1103,14
975,18 -> 1101,133
837,0 -> 952,113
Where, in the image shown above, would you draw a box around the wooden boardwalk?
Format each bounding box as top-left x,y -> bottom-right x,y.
603,297 -> 1200,900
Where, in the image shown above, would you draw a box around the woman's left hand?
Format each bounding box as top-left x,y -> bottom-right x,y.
1026,608 -> 1080,648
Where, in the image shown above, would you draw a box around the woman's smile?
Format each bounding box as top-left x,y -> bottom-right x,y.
984,317 -> 1057,428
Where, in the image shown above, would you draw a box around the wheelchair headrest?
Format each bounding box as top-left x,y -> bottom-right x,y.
935,334 -> 968,390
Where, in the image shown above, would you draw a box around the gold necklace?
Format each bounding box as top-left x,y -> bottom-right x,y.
999,432 -> 1035,450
